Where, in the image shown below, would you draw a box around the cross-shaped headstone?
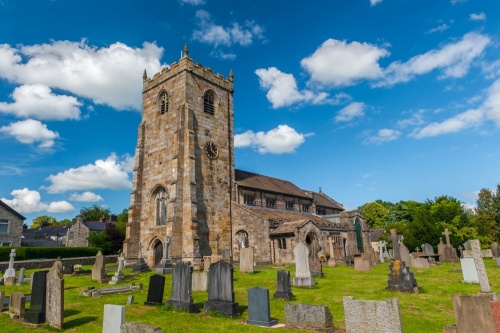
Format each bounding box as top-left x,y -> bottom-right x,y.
390,229 -> 401,260
415,246 -> 420,252
8,249 -> 16,269
117,253 -> 125,273
442,229 -> 452,246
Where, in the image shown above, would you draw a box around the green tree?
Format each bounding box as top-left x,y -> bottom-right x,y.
115,208 -> 128,235
80,204 -> 111,221
475,188 -> 497,242
358,201 -> 390,228
87,231 -> 112,254
30,215 -> 57,228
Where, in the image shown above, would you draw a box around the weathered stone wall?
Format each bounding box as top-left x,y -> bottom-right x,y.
66,216 -> 89,247
0,204 -> 23,247
0,255 -> 118,272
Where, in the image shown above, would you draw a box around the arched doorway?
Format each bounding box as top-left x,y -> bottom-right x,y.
153,240 -> 163,267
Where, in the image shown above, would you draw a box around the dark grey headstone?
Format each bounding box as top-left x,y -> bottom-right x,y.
144,275 -> 165,305
166,262 -> 198,313
25,270 -> 47,324
274,270 -> 293,301
204,261 -> 239,316
247,287 -> 278,327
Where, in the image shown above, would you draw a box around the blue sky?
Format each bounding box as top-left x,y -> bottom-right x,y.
1,0 -> 499,225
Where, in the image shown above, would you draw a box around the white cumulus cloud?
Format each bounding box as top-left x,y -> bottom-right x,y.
335,102 -> 366,123
0,119 -> 59,148
235,125 -> 312,154
69,191 -> 104,202
370,0 -> 382,6
301,38 -> 389,88
470,12 -> 486,21
0,40 -> 165,110
364,129 -> 401,144
1,188 -> 74,214
411,109 -> 484,139
45,153 -> 133,193
0,84 -> 81,120
179,0 -> 205,5
255,67 -> 347,109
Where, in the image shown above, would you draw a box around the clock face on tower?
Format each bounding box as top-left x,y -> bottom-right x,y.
204,141 -> 219,160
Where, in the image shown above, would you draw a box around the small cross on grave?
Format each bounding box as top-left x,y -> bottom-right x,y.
442,229 -> 452,246
415,246 -> 420,253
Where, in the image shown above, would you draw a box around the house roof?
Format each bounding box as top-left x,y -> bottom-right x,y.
21,238 -> 65,247
235,169 -> 311,199
83,221 -> 108,231
270,219 -> 311,235
22,225 -> 70,238
0,200 -> 26,220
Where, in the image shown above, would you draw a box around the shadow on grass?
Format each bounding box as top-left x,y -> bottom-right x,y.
64,316 -> 98,329
64,309 -> 81,318
238,304 -> 248,314
64,286 -> 79,290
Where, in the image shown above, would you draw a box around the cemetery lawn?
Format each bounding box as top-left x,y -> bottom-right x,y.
1,260 -> 500,333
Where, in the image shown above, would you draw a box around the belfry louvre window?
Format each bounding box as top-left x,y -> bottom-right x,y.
204,90 -> 215,115
159,91 -> 168,115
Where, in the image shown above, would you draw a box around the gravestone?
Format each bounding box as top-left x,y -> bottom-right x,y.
292,241 -> 316,287
204,261 -> 239,317
92,251 -> 106,283
25,270 -> 47,324
464,249 -> 494,258
399,238 -> 411,265
126,296 -> 134,305
247,287 -> 278,327
4,249 -> 17,286
460,257 -> 479,284
497,257 -> 500,268
166,262 -> 198,313
410,255 -> 429,269
46,259 -> 64,329
448,293 -> 498,333
9,292 -> 25,319
103,304 -> 125,333
156,236 -> 173,274
120,322 -> 164,333
144,275 -> 165,305
309,239 -> 323,277
327,237 -> 337,266
466,239 -> 491,292
110,252 -> 125,284
203,256 -> 212,271
0,291 -> 4,312
354,255 -> 371,271
239,247 -> 254,273
422,243 -> 434,255
343,296 -> 403,333
192,271 -> 208,292
133,243 -> 151,272
284,303 -> 334,333
378,241 -> 386,263
387,229 -> 419,293
16,267 -> 26,286
275,248 -> 284,267
274,270 -> 293,301
440,229 -> 459,262
491,242 -> 500,258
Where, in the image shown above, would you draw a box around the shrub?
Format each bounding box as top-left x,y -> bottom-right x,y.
0,247 -> 101,261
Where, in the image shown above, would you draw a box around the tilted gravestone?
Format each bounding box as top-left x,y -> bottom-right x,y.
204,261 -> 239,317
309,239 -> 323,277
103,304 -> 125,333
92,251 -> 106,283
247,287 -> 278,327
491,242 -> 500,258
9,292 -> 26,319
239,247 -> 254,273
144,275 -> 165,306
4,249 -> 17,286
274,270 -> 293,301
46,259 -> 64,329
292,241 -> 315,287
466,239 -> 491,292
166,262 -> 198,313
126,296 -> 134,305
285,303 -> 334,333
343,296 -> 403,333
25,270 -> 47,324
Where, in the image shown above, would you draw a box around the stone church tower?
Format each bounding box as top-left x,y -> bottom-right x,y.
123,45 -> 235,267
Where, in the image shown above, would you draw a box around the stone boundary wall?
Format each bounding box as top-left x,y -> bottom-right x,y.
0,255 -> 118,272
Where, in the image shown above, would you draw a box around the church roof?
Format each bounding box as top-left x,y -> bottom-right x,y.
235,169 -> 311,199
0,199 -> 26,220
270,219 -> 312,235
306,191 -> 344,211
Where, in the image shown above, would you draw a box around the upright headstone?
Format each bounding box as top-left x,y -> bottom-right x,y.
46,259 -> 64,329
292,241 -> 316,287
204,261 -> 239,317
491,242 -> 500,258
9,292 -> 26,319
440,229 -> 459,262
274,270 -> 293,301
354,255 -> 371,271
327,237 -> 337,266
467,239 -> 491,292
387,229 -> 419,293
378,241 -> 386,263
309,239 -> 323,277
16,267 -> 26,286
144,275 -> 165,305
156,236 -> 173,274
25,270 -> 47,324
399,238 -> 411,264
449,293 -> 498,333
103,304 -> 125,333
460,257 -> 479,284
92,251 -> 106,283
126,296 -> 134,305
4,249 -> 17,286
203,256 -> 212,272
285,303 -> 334,333
247,287 -> 278,327
239,247 -> 254,273
343,296 -> 403,333
110,252 -> 125,284
0,291 -> 4,312
166,262 -> 198,313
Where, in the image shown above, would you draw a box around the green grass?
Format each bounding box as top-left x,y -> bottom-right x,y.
1,259 -> 499,332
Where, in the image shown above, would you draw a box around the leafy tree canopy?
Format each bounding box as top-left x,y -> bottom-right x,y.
80,204 -> 111,221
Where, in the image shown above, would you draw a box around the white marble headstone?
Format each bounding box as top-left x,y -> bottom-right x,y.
103,304 -> 125,333
461,257 -> 479,284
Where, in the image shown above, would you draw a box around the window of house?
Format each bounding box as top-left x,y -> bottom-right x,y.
153,187 -> 168,226
1,242 -> 11,247
0,219 -> 8,234
243,193 -> 255,205
266,197 -> 276,208
69,232 -> 74,239
204,90 -> 215,115
277,238 -> 282,249
285,200 -> 294,210
302,203 -> 310,212
158,91 -> 169,115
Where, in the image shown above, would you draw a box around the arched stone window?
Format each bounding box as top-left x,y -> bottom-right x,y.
355,218 -> 364,253
158,91 -> 169,115
203,90 -> 215,115
236,230 -> 249,248
152,187 -> 168,226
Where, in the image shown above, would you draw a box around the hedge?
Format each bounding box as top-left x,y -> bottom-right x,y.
0,247 -> 102,261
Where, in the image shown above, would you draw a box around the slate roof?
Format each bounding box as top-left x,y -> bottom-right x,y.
235,169 -> 311,199
270,219 -> 311,235
0,199 -> 26,220
307,191 -> 344,211
370,228 -> 386,242
21,238 -> 64,247
22,225 -> 70,239
83,221 -> 109,231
